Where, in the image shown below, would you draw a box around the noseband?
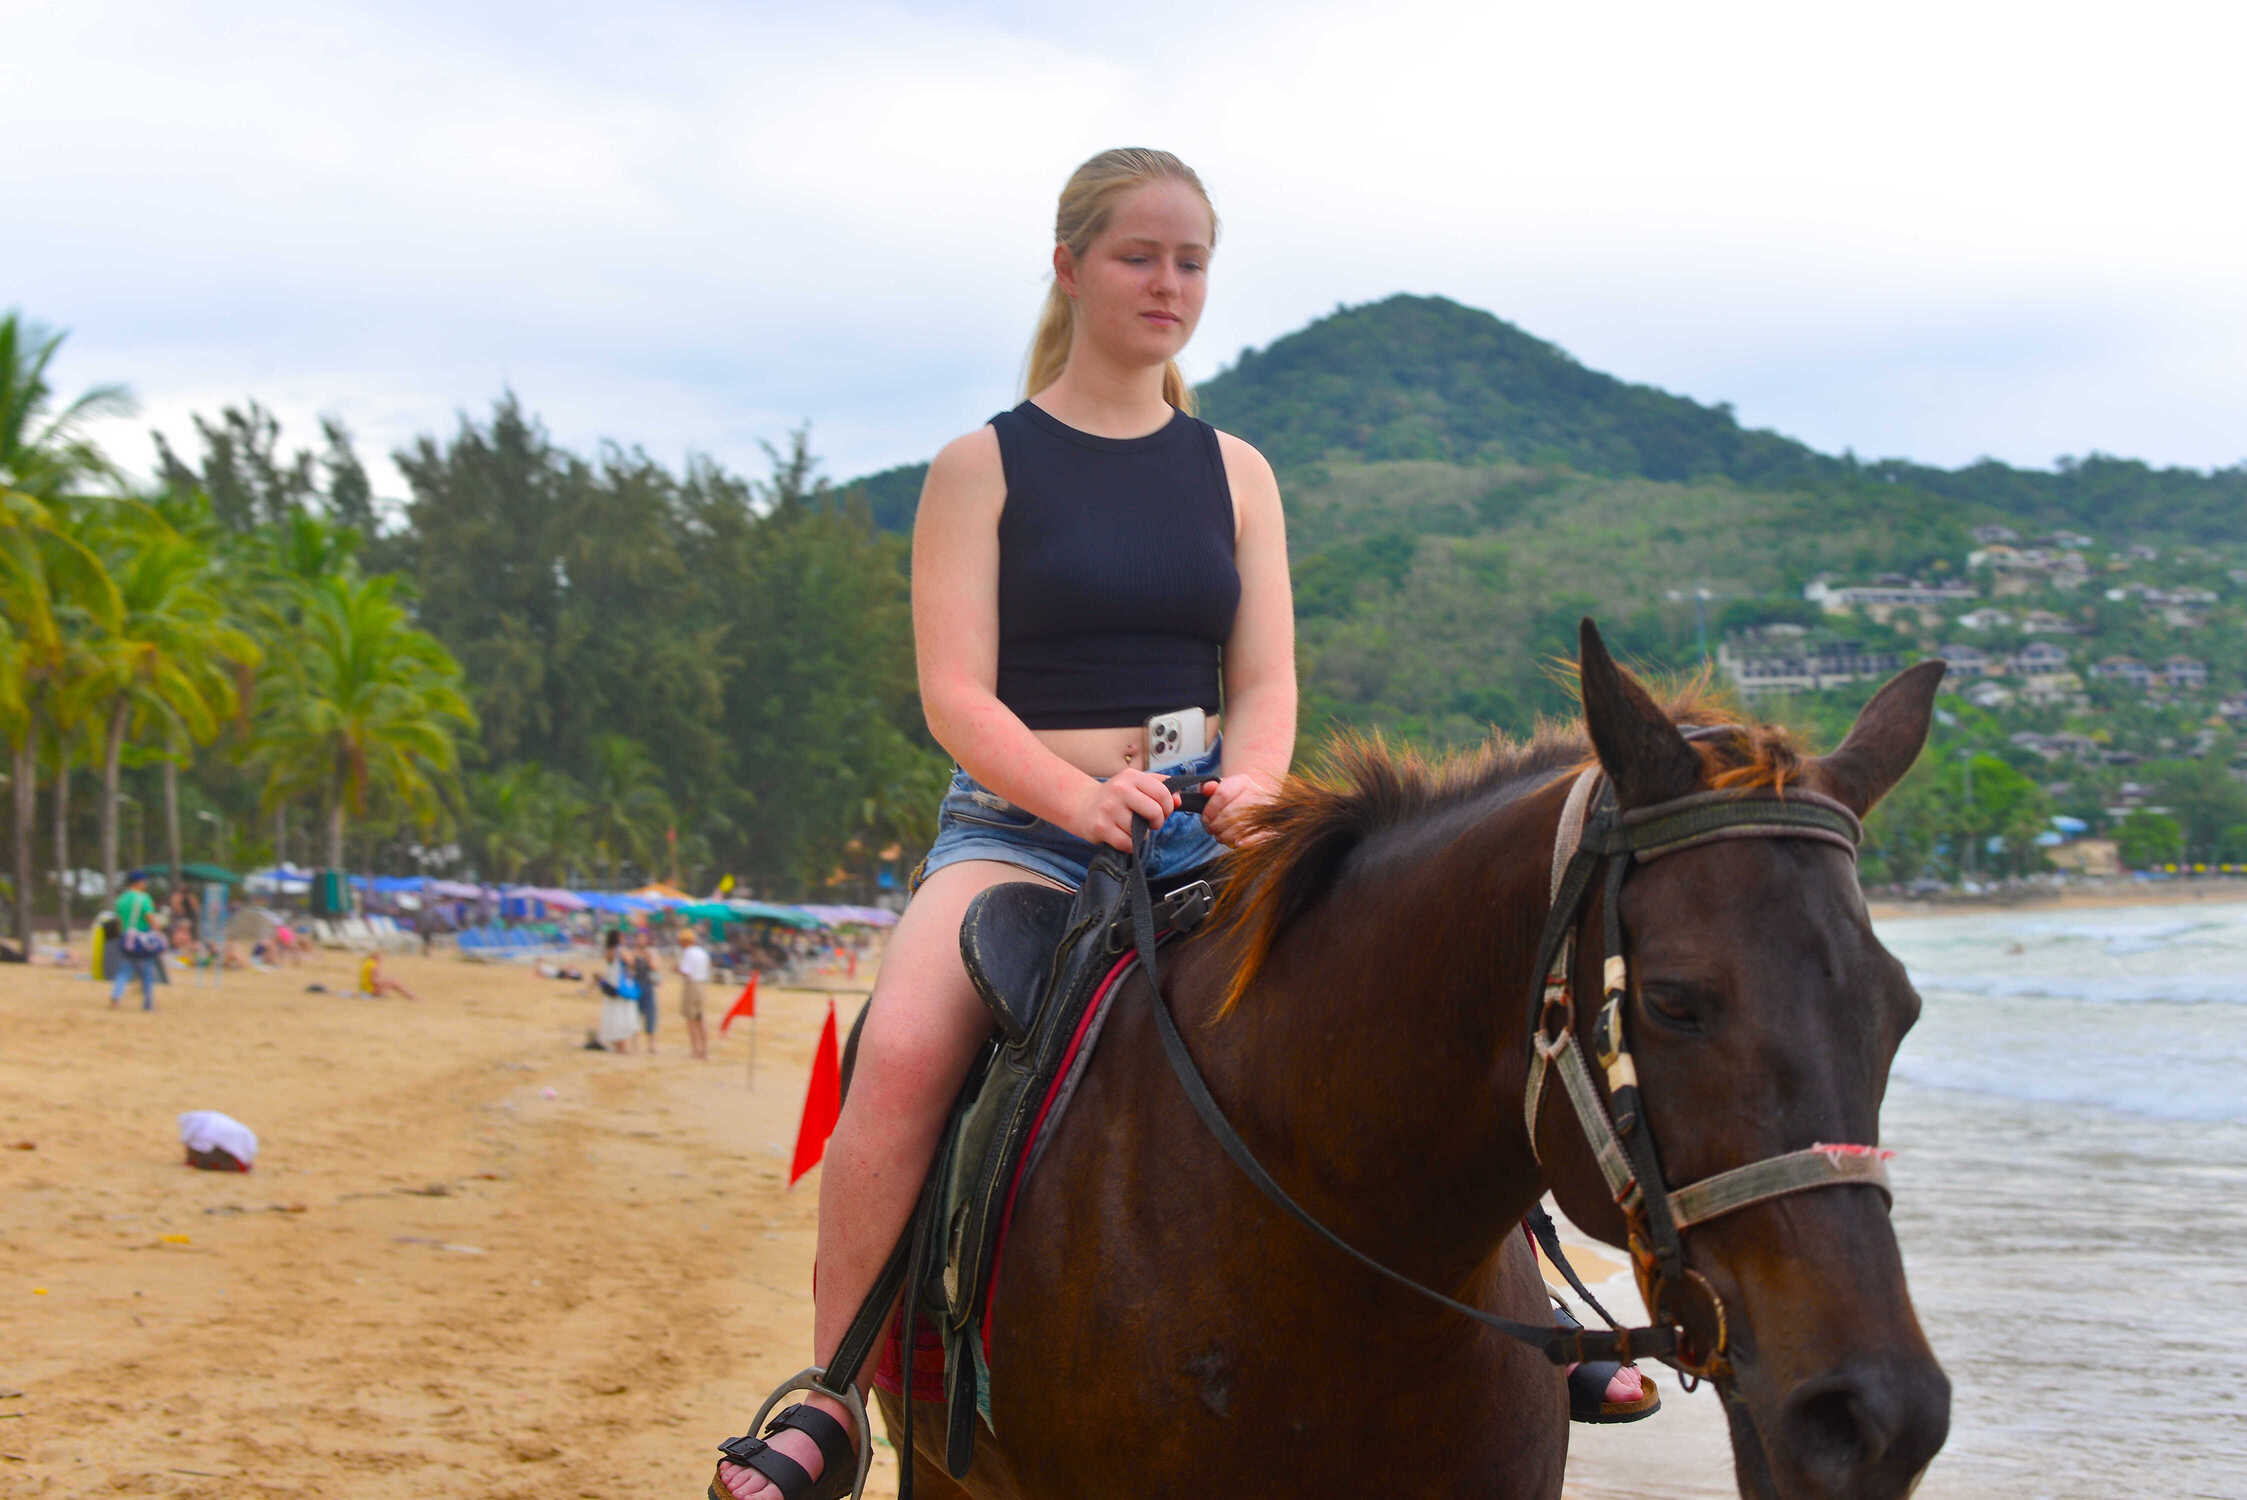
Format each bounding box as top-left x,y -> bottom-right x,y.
1523,766 -> 1893,1381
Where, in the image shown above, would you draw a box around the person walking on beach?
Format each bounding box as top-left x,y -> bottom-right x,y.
630,929 -> 660,1053
712,147 -> 1301,1500
676,924 -> 712,1061
110,871 -> 164,1010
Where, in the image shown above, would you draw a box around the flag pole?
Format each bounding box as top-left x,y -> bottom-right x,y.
749,1011 -> 758,1091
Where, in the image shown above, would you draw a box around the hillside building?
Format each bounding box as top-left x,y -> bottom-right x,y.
1717,631 -> 1905,697
1965,680 -> 2014,709
2161,656 -> 2209,691
2092,656 -> 2152,688
1939,644 -> 1996,676
1804,576 -> 1975,625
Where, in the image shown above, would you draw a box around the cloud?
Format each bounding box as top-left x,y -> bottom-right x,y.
17,0 -> 2246,505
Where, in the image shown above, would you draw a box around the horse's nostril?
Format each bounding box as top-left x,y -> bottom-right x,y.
1789,1384 -> 1879,1471
1779,1361 -> 1951,1495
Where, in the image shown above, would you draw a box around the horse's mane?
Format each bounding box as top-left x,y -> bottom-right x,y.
1210,682 -> 1808,1013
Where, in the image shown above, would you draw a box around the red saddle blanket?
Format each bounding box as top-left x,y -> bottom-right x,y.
873,948 -> 1141,1400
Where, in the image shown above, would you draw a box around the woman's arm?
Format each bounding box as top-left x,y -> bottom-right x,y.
1203,432 -> 1296,846
913,429 -> 1176,847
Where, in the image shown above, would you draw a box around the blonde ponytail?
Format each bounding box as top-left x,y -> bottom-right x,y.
1024,281 -> 1075,405
1024,148 -> 1217,417
1160,360 -> 1192,414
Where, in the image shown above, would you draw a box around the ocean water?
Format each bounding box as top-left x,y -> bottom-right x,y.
1563,898 -> 2247,1499
1875,900 -> 2247,1498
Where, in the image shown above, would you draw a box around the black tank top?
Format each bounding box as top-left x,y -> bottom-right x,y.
990,401 -> 1240,730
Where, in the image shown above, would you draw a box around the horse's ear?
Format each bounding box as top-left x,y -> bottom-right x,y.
1816,659 -> 1948,817
1579,618 -> 1701,809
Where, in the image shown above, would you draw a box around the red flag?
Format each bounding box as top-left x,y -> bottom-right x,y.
789,1001 -> 843,1187
720,973 -> 758,1035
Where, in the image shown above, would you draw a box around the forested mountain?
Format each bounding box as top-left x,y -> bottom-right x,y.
1197,295 -> 1840,484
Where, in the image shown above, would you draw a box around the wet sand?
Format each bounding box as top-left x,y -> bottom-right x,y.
0,943 -> 1746,1497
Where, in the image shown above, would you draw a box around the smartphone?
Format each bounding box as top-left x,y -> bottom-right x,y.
1143,707 -> 1208,773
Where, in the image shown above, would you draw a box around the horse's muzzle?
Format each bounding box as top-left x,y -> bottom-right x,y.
1766,1354 -> 1951,1500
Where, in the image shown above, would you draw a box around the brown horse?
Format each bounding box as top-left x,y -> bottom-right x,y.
872,624 -> 1950,1499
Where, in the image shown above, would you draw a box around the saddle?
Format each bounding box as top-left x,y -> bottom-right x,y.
858,841 -> 1218,1486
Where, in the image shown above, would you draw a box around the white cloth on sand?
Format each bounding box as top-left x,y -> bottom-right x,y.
178,1109 -> 258,1165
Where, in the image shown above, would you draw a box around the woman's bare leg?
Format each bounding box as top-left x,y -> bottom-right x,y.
717,859 -> 1062,1499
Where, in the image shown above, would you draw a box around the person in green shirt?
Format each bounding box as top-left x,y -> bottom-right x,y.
110,871 -> 161,1010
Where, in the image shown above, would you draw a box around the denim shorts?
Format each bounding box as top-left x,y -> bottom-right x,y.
914,742 -> 1225,893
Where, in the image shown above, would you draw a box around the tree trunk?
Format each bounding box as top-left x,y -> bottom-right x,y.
52,755 -> 72,942
101,699 -> 128,899
274,805 -> 286,868
11,737 -> 34,952
327,799 -> 345,870
164,756 -> 182,888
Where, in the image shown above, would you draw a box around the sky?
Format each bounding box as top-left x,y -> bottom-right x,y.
11,0 -> 2245,510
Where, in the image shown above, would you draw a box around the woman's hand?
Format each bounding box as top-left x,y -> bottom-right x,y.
1071,768 -> 1181,852
1199,769 -> 1283,848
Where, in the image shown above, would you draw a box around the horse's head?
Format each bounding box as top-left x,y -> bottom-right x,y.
1541,620 -> 1950,1500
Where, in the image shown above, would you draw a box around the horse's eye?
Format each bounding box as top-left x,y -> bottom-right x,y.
1639,984 -> 1703,1030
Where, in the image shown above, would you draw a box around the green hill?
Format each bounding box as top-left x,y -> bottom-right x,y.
1195,294 -> 1839,485
841,293 -> 2245,744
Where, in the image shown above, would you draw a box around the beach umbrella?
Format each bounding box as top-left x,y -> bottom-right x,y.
244,865 -> 312,896
727,900 -> 825,931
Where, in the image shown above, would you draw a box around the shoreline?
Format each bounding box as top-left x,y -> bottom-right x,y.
1866,876 -> 2247,923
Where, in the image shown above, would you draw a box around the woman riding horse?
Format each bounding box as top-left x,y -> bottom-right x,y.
710,146 -> 1299,1500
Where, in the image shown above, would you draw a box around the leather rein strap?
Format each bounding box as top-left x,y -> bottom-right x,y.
1136,764 -> 1891,1379
1124,822 -> 1653,1367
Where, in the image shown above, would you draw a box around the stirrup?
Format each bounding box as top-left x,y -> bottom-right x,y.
709,1367 -> 872,1500
1553,1301 -> 1661,1425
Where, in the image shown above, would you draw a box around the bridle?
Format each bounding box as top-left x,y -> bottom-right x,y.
1522,762 -> 1894,1382
1135,753 -> 1896,1382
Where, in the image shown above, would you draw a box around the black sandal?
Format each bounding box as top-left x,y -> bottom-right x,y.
1554,1299 -> 1661,1424
710,1402 -> 859,1500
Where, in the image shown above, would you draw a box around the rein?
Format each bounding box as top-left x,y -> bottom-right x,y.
1134,765 -> 1893,1380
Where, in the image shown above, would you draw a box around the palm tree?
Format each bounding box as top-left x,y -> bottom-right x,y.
249,572 -> 475,868
88,500 -> 259,897
0,501 -> 119,947
2,312 -> 130,946
466,762 -> 589,885
0,312 -> 132,508
580,733 -> 673,886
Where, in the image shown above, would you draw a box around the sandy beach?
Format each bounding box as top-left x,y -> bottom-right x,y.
0,946 -> 906,1499
1866,873 -> 2247,923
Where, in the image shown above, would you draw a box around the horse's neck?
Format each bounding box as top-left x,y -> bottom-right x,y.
1206,774 -> 1565,1278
